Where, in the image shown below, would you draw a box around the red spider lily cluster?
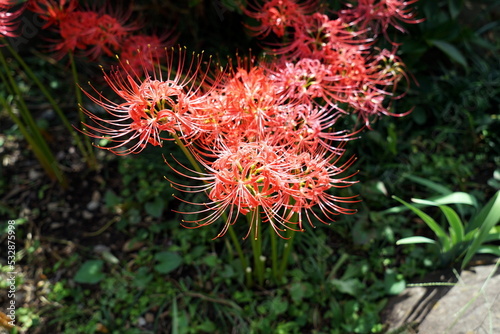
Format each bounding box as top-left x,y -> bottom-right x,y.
79,0 -> 422,239
2,0 -> 176,71
2,0 -> 423,239
245,0 -> 421,126
28,0 -> 176,66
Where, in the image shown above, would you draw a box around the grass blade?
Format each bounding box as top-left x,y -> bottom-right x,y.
439,205 -> 465,245
393,196 -> 451,250
403,174 -> 453,195
411,192 -> 478,208
475,245 -> 500,257
396,236 -> 437,245
172,297 -> 179,334
461,191 -> 500,268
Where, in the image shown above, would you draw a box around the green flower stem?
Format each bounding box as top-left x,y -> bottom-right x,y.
270,224 -> 278,283
327,252 -> 349,281
248,209 -> 264,286
0,51 -> 66,186
172,133 -> 204,175
172,133 -> 251,286
277,221 -> 297,282
68,51 -> 97,168
4,42 -> 92,168
0,94 -> 61,184
227,221 -> 252,287
68,52 -> 84,122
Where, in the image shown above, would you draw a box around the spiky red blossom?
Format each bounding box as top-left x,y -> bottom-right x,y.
339,47 -> 412,126
119,33 -> 178,74
271,12 -> 370,61
192,63 -> 292,149
55,8 -> 138,59
339,0 -> 423,41
28,0 -> 78,29
80,48 -> 219,155
267,57 -> 344,108
29,1 -> 139,59
168,140 -> 358,239
164,54 -> 358,239
282,149 -> 358,228
244,0 -> 318,38
0,0 -> 26,38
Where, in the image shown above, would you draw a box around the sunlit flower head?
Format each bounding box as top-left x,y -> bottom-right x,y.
80,47 -> 220,155
168,140 -> 358,239
281,150 -> 359,229
268,57 -> 343,107
193,61 -> 292,149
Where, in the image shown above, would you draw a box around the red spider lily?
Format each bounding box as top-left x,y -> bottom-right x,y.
28,0 -> 78,29
193,64 -> 294,149
272,104 -> 358,154
244,0 -> 318,38
267,57 -> 346,108
190,55 -> 358,156
0,1 -> 26,38
339,0 -> 424,42
80,48 -> 220,155
167,141 -> 287,238
56,8 -> 138,59
53,10 -> 99,56
30,1 -> 139,59
270,12 -> 371,61
341,47 -> 412,126
119,33 -> 178,74
167,140 -> 358,239
282,149 -> 359,230
84,5 -> 140,59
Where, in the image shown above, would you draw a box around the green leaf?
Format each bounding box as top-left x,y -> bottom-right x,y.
403,174 -> 452,195
461,191 -> 500,269
145,197 -> 165,218
381,178 -> 460,215
411,192 -> 478,208
74,260 -> 105,284
270,297 -> 288,315
330,278 -> 364,296
384,269 -> 406,295
439,205 -> 465,245
396,236 -> 437,245
467,190 -> 500,232
428,40 -> 467,67
448,0 -> 464,19
393,196 -> 450,250
154,251 -> 183,274
133,267 -> 153,289
483,226 -> 500,243
172,296 -> 179,334
104,190 -> 122,208
475,245 -> 500,257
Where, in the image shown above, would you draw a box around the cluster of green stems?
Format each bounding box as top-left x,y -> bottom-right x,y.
1,41 -> 97,187
173,133 -> 295,287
